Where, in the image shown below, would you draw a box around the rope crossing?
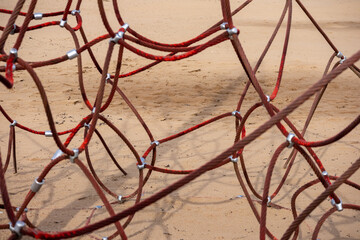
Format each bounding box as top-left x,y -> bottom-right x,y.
0,0 -> 359,239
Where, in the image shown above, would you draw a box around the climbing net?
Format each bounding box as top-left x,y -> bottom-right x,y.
0,0 -> 359,239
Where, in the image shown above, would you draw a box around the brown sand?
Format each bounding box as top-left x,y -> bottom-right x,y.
0,0 -> 359,239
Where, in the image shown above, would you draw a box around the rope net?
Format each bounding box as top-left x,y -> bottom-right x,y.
0,0 -> 359,239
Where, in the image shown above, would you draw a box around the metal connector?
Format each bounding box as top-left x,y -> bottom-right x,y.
106,73 -> 111,83
9,221 -> 25,237
229,156 -> 238,163
10,120 -> 17,127
45,131 -> 52,137
66,49 -> 79,60
331,198 -> 343,212
60,19 -> 67,27
266,95 -> 271,102
51,149 -> 64,160
137,157 -> 146,170
5,63 -> 16,71
30,178 -> 45,193
33,13 -> 43,20
220,22 -> 228,30
151,141 -> 160,146
286,133 -> 296,148
232,110 -> 240,116
71,10 -> 81,16
336,52 -> 346,64
10,48 -> 18,60
69,149 -> 79,163
226,27 -> 238,39
266,196 -> 271,207
322,171 -> 328,176
122,23 -> 129,31
110,31 -> 124,43
84,123 -> 90,128
15,207 -> 28,213
92,107 -> 96,113
117,195 -> 123,203
10,24 -> 16,35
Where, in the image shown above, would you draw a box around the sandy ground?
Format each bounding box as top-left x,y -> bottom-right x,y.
0,0 -> 359,239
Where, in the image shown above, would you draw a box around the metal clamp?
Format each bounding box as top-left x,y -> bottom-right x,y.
266,95 -> 271,102
9,221 -> 25,237
110,31 -> 124,43
92,107 -> 96,113
229,156 -> 238,163
30,178 -> 45,193
71,9 -> 81,16
117,195 -> 123,203
60,19 -> 67,27
5,63 -> 16,71
84,123 -> 90,128
10,120 -> 17,127
226,27 -> 238,39
122,23 -> 129,31
33,13 -> 43,20
110,23 -> 129,43
340,56 -> 346,64
137,157 -> 146,170
286,133 -> 296,148
10,48 -> 18,61
336,52 -> 346,64
16,207 -> 28,213
45,131 -> 52,137
106,73 -> 111,83
220,22 -> 228,30
331,198 -> 343,211
67,49 -> 79,60
51,149 -> 64,160
102,237 -> 108,240
69,148 -> 79,163
322,171 -> 328,176
232,110 -> 240,116
267,196 -> 271,207
151,140 -> 160,146
10,24 -> 16,35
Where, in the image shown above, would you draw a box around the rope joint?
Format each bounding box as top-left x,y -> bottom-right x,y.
267,196 -> 271,207
331,198 -> 343,211
69,148 -> 79,163
110,23 -> 129,43
137,157 -> 146,170
5,63 -> 16,71
286,133 -> 296,148
59,19 -> 67,28
10,120 -> 17,127
151,140 -> 160,146
10,24 -> 16,35
337,52 -> 346,64
229,156 -> 238,163
9,221 -> 25,237
232,111 -> 240,116
9,48 -> 18,61
71,10 -> 81,16
220,22 -> 228,30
